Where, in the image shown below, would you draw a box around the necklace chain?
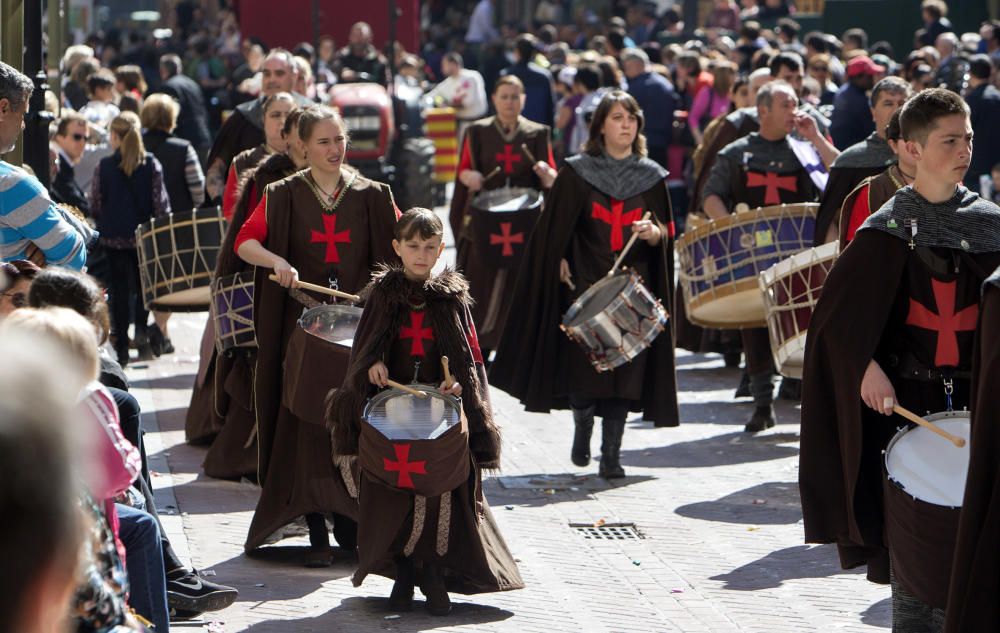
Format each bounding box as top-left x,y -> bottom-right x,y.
304,170 -> 356,213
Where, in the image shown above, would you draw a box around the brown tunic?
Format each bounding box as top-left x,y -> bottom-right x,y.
450,116 -> 552,349
327,267 -> 522,594
245,168 -> 399,551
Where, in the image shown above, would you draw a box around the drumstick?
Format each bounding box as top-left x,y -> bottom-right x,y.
386,379 -> 429,398
483,165 -> 502,183
521,143 -> 538,164
892,405 -> 966,448
607,211 -> 653,276
441,356 -> 454,387
268,274 -> 361,303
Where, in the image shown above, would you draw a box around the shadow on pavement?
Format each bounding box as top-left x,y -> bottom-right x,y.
240,595 -> 514,631
861,597 -> 892,628
202,548 -> 354,603
710,544 -> 864,590
620,431 -> 799,468
138,373 -> 198,390
486,472 -> 655,509
154,477 -> 260,515
675,481 -> 802,525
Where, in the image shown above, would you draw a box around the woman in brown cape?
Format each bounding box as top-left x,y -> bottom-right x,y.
235,105 -> 399,565
491,90 -> 680,479
327,209 -> 522,616
184,93 -> 295,446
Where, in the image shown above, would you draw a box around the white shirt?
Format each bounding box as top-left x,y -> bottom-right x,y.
465,0 -> 498,44
426,69 -> 488,120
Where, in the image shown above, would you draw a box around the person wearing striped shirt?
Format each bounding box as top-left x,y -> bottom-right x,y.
0,62 -> 86,269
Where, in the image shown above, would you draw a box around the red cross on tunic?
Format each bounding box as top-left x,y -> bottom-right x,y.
592,199 -> 643,251
905,278 -> 978,367
399,310 -> 434,356
495,144 -> 522,174
489,222 -> 524,256
309,214 -> 351,263
383,443 -> 426,489
746,171 -> 798,205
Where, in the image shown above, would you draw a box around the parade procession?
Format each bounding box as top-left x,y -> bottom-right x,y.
5,0 -> 1000,631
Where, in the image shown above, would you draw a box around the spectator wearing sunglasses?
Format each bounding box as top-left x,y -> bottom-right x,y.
51,111 -> 92,215
0,260 -> 40,316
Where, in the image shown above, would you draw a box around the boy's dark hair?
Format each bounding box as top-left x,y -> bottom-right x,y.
885,109 -> 903,142
28,267 -> 111,344
86,69 -> 115,95
969,54 -> 993,81
395,207 -> 444,241
899,87 -> 970,144
574,65 -> 602,92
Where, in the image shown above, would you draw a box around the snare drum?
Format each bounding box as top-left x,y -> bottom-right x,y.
675,203 -> 817,328
561,269 -> 669,372
883,410 -> 971,609
360,386 -> 469,497
468,187 -> 542,269
759,241 -> 839,378
211,272 -> 256,354
136,207 -> 227,311
282,303 -> 362,426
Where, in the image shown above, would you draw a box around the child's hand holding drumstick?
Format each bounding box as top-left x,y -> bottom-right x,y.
439,356 -> 463,397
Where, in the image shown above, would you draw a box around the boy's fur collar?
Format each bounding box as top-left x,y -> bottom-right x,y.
363,265 -> 471,305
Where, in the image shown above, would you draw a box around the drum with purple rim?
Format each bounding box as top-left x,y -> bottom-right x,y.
211,272 -> 256,354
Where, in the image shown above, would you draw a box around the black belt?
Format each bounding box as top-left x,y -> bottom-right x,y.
886,353 -> 971,382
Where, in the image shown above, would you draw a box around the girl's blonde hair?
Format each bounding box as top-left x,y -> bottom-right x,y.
0,307 -> 100,384
110,111 -> 146,177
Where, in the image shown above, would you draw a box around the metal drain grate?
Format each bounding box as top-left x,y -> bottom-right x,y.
570,523 -> 643,540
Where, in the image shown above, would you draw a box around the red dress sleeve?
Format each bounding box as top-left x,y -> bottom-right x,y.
844,183 -> 872,245
234,193 -> 269,254
456,134 -> 473,175
545,142 -> 556,170
222,164 -> 239,220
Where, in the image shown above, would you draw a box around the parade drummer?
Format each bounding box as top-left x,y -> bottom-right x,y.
234,105 -> 400,566
839,110 -> 914,248
327,208 -> 523,616
491,90 -> 679,479
448,74 -> 557,357
186,107 -> 308,481
814,75 -> 911,245
800,89 -> 1000,628
219,92 -> 296,220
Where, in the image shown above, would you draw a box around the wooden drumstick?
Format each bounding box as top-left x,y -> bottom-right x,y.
521,142 -> 538,165
386,379 -> 429,398
892,404 -> 966,448
482,165 -> 502,183
608,211 -> 654,276
441,356 -> 454,387
268,274 -> 361,303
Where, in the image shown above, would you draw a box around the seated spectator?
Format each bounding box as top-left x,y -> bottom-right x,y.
0,259 -> 40,316
51,110 -> 92,213
80,69 -> 121,130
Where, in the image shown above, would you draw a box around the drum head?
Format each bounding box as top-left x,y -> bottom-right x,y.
364,387 -> 462,440
472,187 -> 542,212
564,272 -> 631,326
885,412 -> 971,507
298,304 -> 363,345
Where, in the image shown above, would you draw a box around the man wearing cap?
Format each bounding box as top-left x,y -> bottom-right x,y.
829,55 -> 884,150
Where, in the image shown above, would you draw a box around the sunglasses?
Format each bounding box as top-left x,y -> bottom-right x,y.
71,133 -> 86,141
810,66 -> 829,72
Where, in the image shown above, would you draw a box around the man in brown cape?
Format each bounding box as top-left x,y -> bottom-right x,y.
945,265 -> 1000,633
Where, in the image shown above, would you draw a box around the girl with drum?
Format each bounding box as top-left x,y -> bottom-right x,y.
491,90 -> 680,479
185,106 -> 306,479
448,74 -> 558,357
234,105 -> 400,565
327,208 -> 522,615
89,111 -> 171,367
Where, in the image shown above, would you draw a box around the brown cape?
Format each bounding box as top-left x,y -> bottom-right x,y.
244,168 -> 399,551
799,228 -> 1000,591
325,266 -> 521,594
489,165 -> 680,427
945,270 -> 1000,632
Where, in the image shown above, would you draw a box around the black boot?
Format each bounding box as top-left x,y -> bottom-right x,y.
331,513 -> 358,550
148,323 -> 175,356
304,513 -> 331,568
422,563 -> 451,616
777,376 -> 801,401
388,556 -> 414,611
598,419 -> 626,479
734,370 -> 751,398
744,405 -> 776,433
723,350 -> 742,368
571,405 -> 595,467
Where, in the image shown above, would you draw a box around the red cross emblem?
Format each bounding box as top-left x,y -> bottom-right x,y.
592,199 -> 643,251
383,443 -> 426,489
489,222 -> 524,256
746,171 -> 798,205
399,310 -> 434,356
309,214 -> 351,263
495,144 -> 522,174
905,278 -> 978,367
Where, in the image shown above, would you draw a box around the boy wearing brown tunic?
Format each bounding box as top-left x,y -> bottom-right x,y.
800,89 -> 1000,629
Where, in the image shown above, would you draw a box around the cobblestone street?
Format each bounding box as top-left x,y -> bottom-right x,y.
131,213 -> 893,632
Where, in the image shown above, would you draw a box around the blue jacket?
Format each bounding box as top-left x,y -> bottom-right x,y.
95,152 -> 158,241
501,62 -> 555,128
627,72 -> 678,149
